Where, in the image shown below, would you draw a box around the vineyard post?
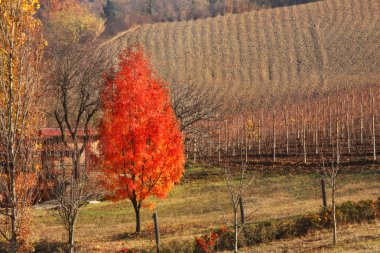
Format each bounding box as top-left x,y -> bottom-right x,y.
296,106 -> 299,156
328,97 -> 332,146
209,123 -> 212,158
360,92 -> 364,145
225,119 -> 228,155
322,102 -> 326,152
371,89 -> 376,161
233,119 -> 236,156
218,125 -> 221,163
238,117 -> 241,158
245,122 -> 248,163
185,140 -> 189,159
315,105 -> 319,155
248,117 -> 252,152
258,111 -> 262,156
340,100 -> 344,147
350,92 -> 354,153
346,100 -> 351,155
194,138 -> 197,163
273,110 -> 276,162
336,106 -> 340,165
302,110 -> 307,164
284,105 -> 289,155
240,117 -> 244,162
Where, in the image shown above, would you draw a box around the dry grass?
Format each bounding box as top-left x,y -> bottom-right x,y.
102,0 -> 380,109
31,166 -> 380,252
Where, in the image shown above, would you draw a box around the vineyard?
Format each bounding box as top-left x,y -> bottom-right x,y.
102,0 -> 380,167
190,87 -> 380,166
103,0 -> 380,110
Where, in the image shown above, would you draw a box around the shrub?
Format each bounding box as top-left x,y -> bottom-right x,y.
194,227 -> 230,253
194,198 -> 380,253
215,227 -> 245,251
320,199 -> 379,227
294,214 -> 322,236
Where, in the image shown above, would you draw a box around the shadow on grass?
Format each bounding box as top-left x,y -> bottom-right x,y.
34,240 -> 68,253
111,232 -> 141,241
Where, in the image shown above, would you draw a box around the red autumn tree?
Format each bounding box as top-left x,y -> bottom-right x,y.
99,47 -> 185,233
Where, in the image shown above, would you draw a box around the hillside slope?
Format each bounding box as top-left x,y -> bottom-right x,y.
103,0 -> 380,109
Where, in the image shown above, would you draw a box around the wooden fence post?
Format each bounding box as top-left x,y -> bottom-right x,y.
321,178 -> 327,209
239,197 -> 245,225
153,212 -> 160,253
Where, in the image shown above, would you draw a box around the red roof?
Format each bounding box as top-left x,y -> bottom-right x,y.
40,128 -> 96,137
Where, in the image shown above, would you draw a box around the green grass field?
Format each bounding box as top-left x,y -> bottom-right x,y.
31,165 -> 380,252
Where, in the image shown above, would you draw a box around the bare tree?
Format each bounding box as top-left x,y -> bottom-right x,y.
321,154 -> 340,246
47,43 -> 109,253
222,164 -> 255,253
170,82 -> 224,133
170,82 -> 225,160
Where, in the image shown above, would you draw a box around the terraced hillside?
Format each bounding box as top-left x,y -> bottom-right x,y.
103,0 -> 380,109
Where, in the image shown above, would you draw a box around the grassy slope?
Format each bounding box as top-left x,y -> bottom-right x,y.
232,221 -> 380,253
102,0 -> 380,108
32,166 -> 380,252
238,221 -> 380,252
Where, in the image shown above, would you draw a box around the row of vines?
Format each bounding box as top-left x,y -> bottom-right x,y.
187,86 -> 380,165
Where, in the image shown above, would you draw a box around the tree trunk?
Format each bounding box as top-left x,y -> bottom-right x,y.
332,174 -> 337,245
69,226 -> 75,253
8,27 -> 18,253
132,201 -> 141,234
9,161 -> 17,253
234,207 -> 238,253
10,210 -> 17,253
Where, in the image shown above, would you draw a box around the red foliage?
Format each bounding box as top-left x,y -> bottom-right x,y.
194,227 -> 229,253
98,46 -> 184,205
119,248 -> 136,253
